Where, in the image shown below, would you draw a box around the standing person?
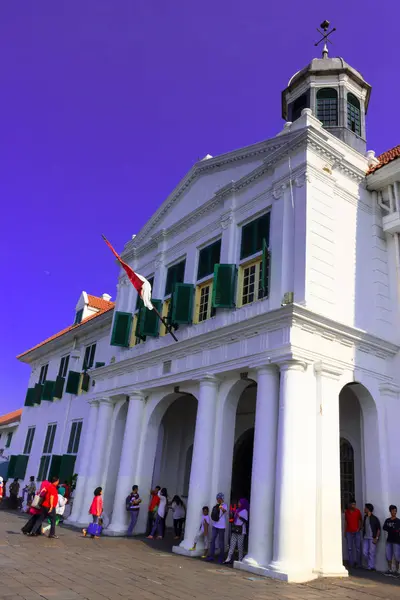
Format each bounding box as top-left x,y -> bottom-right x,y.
383,505 -> 400,575
224,498 -> 249,564
31,476 -> 60,538
147,488 -> 168,540
171,495 -> 186,540
344,498 -> 362,568
42,486 -> 68,533
83,487 -> 103,538
126,485 -> 142,536
61,480 -> 71,501
146,486 -> 161,536
26,476 -> 36,505
206,493 -> 228,563
0,477 -> 3,506
9,479 -> 20,509
190,506 -> 210,558
363,503 -> 381,571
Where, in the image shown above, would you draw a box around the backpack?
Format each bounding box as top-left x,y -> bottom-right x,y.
125,494 -> 132,511
211,504 -> 220,522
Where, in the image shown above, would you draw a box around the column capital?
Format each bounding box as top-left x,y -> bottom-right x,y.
198,374 -> 220,386
255,364 -> 279,376
129,390 -> 146,401
314,361 -> 342,380
98,397 -> 114,408
278,359 -> 307,373
88,399 -> 100,408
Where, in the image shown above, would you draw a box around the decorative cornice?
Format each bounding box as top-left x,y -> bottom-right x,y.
379,382 -> 400,397
314,361 -> 342,380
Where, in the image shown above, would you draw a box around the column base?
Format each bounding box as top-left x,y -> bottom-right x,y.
172,545 -> 204,558
235,560 -> 318,583
313,565 -> 348,578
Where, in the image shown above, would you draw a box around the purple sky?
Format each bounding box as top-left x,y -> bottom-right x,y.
1,1 -> 399,412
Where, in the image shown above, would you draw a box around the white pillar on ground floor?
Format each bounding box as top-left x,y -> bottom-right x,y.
107,391 -> 145,534
77,398 -> 114,524
68,399 -> 99,524
314,364 -> 348,577
174,375 -> 218,553
241,365 -> 279,570
268,360 -> 317,582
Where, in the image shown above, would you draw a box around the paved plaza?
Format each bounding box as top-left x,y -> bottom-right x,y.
0,512 -> 400,600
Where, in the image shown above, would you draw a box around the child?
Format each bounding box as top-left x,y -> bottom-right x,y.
83,487 -> 103,539
224,498 -> 249,563
171,495 -> 186,540
190,506 -> 210,558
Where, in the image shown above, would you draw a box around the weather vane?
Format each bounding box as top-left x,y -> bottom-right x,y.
314,20 -> 336,58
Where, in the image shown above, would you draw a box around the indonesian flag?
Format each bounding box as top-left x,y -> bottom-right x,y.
102,235 -> 154,311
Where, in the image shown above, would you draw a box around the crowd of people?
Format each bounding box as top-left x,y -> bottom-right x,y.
345,498 -> 400,576
21,475 -> 70,538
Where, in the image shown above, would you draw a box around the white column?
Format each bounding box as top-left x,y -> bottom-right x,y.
174,375 -> 218,554
241,365 -> 279,570
68,399 -> 99,524
107,391 -> 145,534
268,360 -> 317,582
314,364 -> 348,577
77,398 -> 114,523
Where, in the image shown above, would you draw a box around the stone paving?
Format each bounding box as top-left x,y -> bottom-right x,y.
1,511 -> 400,600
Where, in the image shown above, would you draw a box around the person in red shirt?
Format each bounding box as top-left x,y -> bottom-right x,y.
31,476 -> 60,538
146,486 -> 160,536
345,497 -> 362,568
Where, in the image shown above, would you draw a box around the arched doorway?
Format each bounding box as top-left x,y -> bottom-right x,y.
232,428 -> 254,502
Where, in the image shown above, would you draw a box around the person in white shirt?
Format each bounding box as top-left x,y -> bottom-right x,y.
171,495 -> 186,539
206,493 -> 228,563
224,498 -> 249,563
147,488 -> 168,540
190,506 -> 210,557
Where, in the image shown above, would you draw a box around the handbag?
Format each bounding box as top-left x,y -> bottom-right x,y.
232,524 -> 243,535
31,494 -> 43,509
87,522 -> 102,537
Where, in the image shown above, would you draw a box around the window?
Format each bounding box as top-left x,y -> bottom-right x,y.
347,93 -> 361,136
5,432 -> 13,448
43,423 -> 57,454
135,277 -> 154,310
291,92 -> 308,121
37,455 -> 51,481
240,213 -> 270,260
340,438 -> 355,510
160,299 -> 171,336
197,240 -> 221,281
39,364 -> 49,384
316,88 -> 338,127
240,259 -> 267,306
165,260 -> 186,296
83,343 -> 96,371
74,309 -> 83,325
58,355 -> 70,378
195,281 -> 216,323
67,421 -> 83,454
23,427 -> 35,455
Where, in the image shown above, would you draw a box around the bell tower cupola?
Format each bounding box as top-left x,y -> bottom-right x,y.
281,21 -> 371,153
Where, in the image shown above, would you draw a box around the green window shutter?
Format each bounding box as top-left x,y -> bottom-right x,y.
33,383 -> 43,405
135,306 -> 147,341
66,371 -> 81,395
95,362 -> 105,369
212,264 -> 237,308
42,380 -> 56,402
24,388 -> 35,407
48,455 -> 62,481
261,240 -> 271,295
140,299 -> 163,337
59,454 -> 76,483
53,376 -> 65,399
81,372 -> 90,392
170,284 -> 194,324
7,455 -> 18,479
15,455 -> 29,480
111,312 -> 133,347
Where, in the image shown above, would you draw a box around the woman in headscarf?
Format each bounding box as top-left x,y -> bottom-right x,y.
224,498 -> 249,563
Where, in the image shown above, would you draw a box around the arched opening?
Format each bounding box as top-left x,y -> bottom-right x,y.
347,93 -> 361,135
317,87 -> 338,127
230,382 -> 256,506
340,437 -> 355,511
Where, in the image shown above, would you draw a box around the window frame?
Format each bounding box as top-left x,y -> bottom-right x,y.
239,212 -> 270,261
58,355 -> 70,378
23,427 -> 36,455
83,343 -> 97,371
37,455 -> 51,482
74,309 -> 83,325
194,279 -> 216,324
160,299 -> 171,336
43,423 -> 57,454
238,255 -> 268,307
316,87 -> 338,127
39,364 -> 49,385
197,239 -> 221,281
347,93 -> 361,136
67,420 -> 83,455
5,432 -> 13,448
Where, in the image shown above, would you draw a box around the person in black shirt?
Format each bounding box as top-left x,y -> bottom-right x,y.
383,505 -> 400,576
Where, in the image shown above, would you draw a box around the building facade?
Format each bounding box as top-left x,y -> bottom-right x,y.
9,293 -> 114,492
0,409 -> 22,479
14,50 -> 400,583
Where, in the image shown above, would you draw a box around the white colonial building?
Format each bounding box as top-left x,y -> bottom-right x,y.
8,293 -> 114,492
14,48 -> 400,583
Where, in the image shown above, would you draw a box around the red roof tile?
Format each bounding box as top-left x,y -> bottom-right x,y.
368,144 -> 400,173
87,295 -> 113,311
16,302 -> 115,359
0,409 -> 22,427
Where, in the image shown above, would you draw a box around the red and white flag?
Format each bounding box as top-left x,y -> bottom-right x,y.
102,235 -> 153,311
